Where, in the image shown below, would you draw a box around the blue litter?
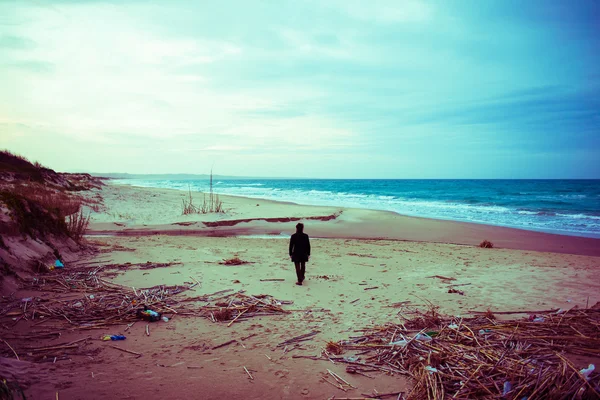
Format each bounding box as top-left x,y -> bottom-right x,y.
55,260 -> 64,268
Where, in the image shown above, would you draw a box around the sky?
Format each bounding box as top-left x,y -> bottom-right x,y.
0,0 -> 599,178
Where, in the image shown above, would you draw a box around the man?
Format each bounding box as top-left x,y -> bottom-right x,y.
289,223 -> 311,286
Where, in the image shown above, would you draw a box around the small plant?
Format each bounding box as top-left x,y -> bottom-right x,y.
479,240 -> 494,248
66,208 -> 90,243
484,308 -> 496,320
180,171 -> 225,215
182,186 -> 199,215
326,341 -> 344,355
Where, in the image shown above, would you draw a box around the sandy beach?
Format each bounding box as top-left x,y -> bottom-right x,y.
3,182 -> 600,399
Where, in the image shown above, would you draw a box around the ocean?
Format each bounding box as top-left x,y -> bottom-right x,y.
114,179 -> 600,239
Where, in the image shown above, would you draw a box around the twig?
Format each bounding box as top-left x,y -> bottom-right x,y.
227,308 -> 250,327
108,345 -> 142,356
1,339 -> 19,360
212,339 -> 237,350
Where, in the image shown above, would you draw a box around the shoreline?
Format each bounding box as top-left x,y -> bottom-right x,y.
113,179 -> 600,240
88,183 -> 600,257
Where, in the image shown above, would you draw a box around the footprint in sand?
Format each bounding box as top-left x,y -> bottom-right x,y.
274,369 -> 289,379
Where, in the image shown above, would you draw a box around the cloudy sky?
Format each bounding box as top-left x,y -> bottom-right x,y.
1,0 -> 598,178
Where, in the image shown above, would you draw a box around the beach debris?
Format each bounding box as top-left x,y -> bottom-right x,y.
212,339 -> 237,350
364,286 -> 379,291
277,330 -> 320,348
108,345 -> 142,357
102,335 -> 126,341
137,306 -> 162,322
55,260 -> 64,269
220,257 -> 250,266
260,278 -> 285,282
580,364 -> 595,380
326,368 -> 355,391
479,239 -> 494,248
427,275 -> 456,281
243,366 -> 254,380
204,292 -> 290,325
322,305 -> 600,399
1,265 -> 288,344
447,288 -> 464,295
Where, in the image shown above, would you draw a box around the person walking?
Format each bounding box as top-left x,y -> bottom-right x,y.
289,223 -> 311,285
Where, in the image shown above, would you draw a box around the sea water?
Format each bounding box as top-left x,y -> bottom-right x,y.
114,179 -> 600,238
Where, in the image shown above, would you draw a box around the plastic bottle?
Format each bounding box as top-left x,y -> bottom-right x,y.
110,335 -> 126,341
503,381 -> 512,396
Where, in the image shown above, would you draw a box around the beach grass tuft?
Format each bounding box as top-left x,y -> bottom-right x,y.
326,341 -> 344,355
479,239 -> 494,248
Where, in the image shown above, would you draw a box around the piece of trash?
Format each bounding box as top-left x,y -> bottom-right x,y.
479,329 -> 492,336
89,295 -> 95,300
533,317 -> 545,323
162,316 -> 169,322
566,299 -> 572,303
448,288 -> 464,295
389,340 -> 408,347
103,335 -> 126,341
73,301 -> 83,308
556,309 -> 565,314
425,331 -> 439,337
137,306 -> 162,322
503,381 -> 512,396
448,324 -> 459,329
414,333 -> 432,341
55,260 -> 64,268
425,366 -> 438,374
343,356 -> 359,362
580,364 -> 595,380
21,297 -> 33,302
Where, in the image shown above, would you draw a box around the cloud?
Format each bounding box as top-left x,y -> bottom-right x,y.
0,35 -> 35,49
0,0 -> 598,178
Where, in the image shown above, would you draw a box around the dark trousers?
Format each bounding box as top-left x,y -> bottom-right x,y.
294,262 -> 306,282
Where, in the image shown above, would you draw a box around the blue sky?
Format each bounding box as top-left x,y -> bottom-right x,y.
1,0 -> 598,178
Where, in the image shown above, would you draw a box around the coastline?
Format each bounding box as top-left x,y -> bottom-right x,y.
88,182 -> 600,257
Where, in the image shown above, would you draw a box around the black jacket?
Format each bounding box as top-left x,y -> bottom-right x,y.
289,232 -> 311,262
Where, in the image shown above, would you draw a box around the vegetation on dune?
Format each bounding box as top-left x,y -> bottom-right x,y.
0,191 -> 69,238
0,150 -> 95,243
0,149 -> 53,182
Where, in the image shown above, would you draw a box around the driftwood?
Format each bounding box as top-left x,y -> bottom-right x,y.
326,306 -> 600,399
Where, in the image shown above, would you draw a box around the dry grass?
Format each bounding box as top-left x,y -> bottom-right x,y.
334,306 -> 600,399
484,308 -> 496,320
326,341 -> 344,355
10,184 -> 83,217
66,209 -> 91,243
479,239 -> 494,248
220,257 -> 250,266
